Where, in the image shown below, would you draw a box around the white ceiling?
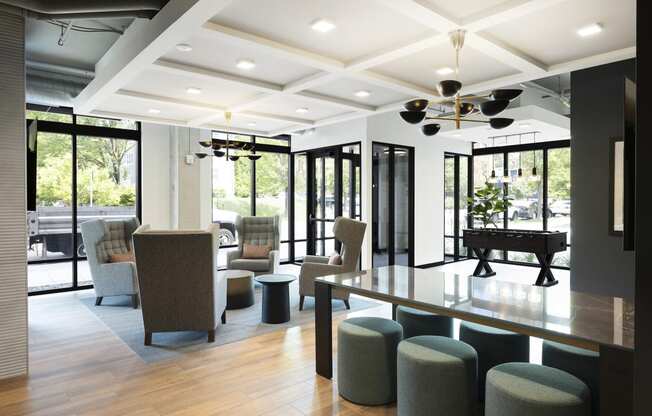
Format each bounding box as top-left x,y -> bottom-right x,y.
72,0 -> 636,137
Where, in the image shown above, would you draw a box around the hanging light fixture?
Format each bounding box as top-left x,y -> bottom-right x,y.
517,134 -> 523,177
489,137 -> 497,182
398,29 -> 522,136
529,132 -> 540,182
194,112 -> 262,161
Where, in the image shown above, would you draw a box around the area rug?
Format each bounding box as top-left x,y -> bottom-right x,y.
80,280 -> 378,363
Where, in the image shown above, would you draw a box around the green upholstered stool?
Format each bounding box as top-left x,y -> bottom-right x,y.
396,306 -> 454,339
486,362 -> 591,416
543,340 -> 600,415
459,321 -> 529,401
337,317 -> 403,405
398,336 -> 478,416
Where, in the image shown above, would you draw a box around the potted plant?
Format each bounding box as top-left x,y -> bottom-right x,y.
467,183 -> 512,228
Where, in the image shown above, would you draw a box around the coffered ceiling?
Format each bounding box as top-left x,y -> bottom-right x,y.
74,0 -> 636,136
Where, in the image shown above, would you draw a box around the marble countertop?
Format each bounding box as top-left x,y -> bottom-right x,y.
316,265 -> 634,351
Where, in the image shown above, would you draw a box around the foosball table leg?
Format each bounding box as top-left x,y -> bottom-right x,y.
535,253 -> 558,286
472,248 -> 497,278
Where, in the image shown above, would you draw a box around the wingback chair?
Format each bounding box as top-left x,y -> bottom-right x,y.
80,218 -> 140,307
226,216 -> 280,276
299,217 -> 367,310
132,224 -> 227,345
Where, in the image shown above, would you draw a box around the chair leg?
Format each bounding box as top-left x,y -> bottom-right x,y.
343,299 -> 350,310
95,296 -> 103,306
299,295 -> 305,311
132,294 -> 139,309
221,310 -> 226,324
144,331 -> 152,346
208,329 -> 216,343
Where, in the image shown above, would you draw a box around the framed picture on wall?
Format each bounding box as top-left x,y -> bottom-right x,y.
609,137 -> 624,235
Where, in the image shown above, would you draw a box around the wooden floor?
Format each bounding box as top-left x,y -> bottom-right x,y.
0,288 -> 394,416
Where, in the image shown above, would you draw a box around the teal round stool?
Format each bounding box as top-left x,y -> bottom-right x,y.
459,321 -> 529,400
337,317 -> 403,405
396,306 -> 453,339
486,363 -> 591,416
543,340 -> 599,415
398,336 -> 478,416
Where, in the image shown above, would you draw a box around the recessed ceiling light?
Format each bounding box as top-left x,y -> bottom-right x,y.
296,107 -> 309,114
354,90 -> 371,98
519,123 -> 531,129
176,43 -> 193,52
577,23 -> 603,37
248,122 -> 257,127
148,108 -> 161,114
311,19 -> 336,33
186,87 -> 201,95
236,59 -> 256,70
452,133 -> 462,138
436,67 -> 454,76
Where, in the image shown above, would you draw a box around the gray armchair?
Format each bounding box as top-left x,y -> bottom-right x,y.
80,218 -> 140,307
299,216 -> 367,310
226,216 -> 280,276
132,224 -> 227,345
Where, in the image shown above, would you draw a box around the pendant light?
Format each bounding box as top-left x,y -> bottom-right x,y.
490,137 -> 497,182
501,135 -> 511,184
529,132 -> 540,182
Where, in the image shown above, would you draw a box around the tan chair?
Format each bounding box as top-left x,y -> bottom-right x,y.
299,217 -> 367,310
132,224 -> 227,345
226,216 -> 280,276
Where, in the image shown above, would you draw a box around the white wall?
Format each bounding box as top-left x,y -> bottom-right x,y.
140,123 -> 212,230
367,112 -> 471,266
0,11 -> 27,380
141,123 -> 172,229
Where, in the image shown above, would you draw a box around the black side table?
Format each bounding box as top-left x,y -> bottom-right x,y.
254,274 -> 297,324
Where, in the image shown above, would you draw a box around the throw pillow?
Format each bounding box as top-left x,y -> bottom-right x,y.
242,243 -> 272,259
109,251 -> 135,263
328,252 -> 342,265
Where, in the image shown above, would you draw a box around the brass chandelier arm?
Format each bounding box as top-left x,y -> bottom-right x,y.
425,116 -> 490,124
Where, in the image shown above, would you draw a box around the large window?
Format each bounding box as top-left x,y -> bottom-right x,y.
471,140 -> 571,268
27,107 -> 141,294
211,133 -> 291,266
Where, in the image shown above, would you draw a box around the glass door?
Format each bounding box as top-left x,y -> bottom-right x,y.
372,143 -> 414,267
444,153 -> 471,261
303,144 -> 361,258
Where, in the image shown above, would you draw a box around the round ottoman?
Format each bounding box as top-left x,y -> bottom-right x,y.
222,270 -> 255,310
396,305 -> 453,339
486,363 -> 591,416
459,321 -> 529,400
398,336 -> 478,416
543,340 -> 599,415
337,317 -> 403,405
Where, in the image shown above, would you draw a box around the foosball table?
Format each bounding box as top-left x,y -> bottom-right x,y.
462,229 -> 568,286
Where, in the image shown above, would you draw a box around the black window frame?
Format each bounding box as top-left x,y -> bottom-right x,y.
469,139 -> 571,270
27,104 -> 142,295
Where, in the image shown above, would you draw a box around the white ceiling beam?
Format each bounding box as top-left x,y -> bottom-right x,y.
283,72 -> 340,94
201,22 -> 345,72
374,0 -> 457,32
90,110 -> 190,127
74,0 -> 234,114
465,32 -> 547,74
204,123 -> 268,136
269,111 -> 366,136
348,70 -> 439,100
151,59 -> 282,93
116,89 -> 225,112
295,91 -> 376,113
461,0 -> 571,32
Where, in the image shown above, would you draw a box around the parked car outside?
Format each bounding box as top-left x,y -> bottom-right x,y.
549,199 -> 571,217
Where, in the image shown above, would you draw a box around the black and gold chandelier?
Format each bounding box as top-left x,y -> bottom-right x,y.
400,29 -> 523,136
195,112 -> 261,161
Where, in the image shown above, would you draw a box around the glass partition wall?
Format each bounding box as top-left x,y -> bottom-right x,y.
26,108 -> 141,294
470,139 -> 571,268
444,153 -> 471,261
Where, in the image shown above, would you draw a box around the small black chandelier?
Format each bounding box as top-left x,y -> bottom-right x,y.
194,112 -> 261,161
399,29 -> 523,136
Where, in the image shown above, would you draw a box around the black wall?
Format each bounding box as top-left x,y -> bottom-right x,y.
570,59 -> 636,298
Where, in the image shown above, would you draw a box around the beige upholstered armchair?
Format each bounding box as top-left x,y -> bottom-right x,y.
132,224 -> 227,345
226,216 -> 280,276
80,218 -> 140,308
299,217 -> 367,310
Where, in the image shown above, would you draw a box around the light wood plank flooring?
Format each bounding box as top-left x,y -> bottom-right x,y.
0,286 -> 394,416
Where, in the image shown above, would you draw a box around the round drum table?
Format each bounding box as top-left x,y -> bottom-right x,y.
220,269 -> 255,310
254,274 -> 296,324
